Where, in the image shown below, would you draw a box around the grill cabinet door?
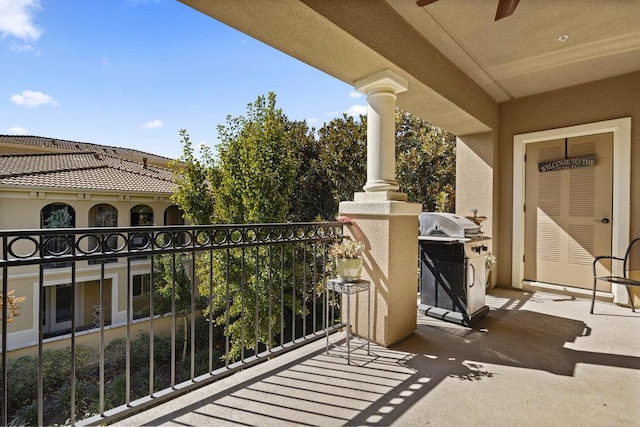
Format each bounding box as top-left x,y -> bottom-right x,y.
419,241 -> 467,313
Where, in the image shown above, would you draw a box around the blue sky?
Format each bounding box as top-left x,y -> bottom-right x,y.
0,0 -> 367,159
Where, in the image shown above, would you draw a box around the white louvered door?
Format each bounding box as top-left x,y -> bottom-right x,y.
524,133 -> 613,289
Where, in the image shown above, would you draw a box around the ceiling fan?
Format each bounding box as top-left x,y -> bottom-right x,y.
416,0 -> 520,21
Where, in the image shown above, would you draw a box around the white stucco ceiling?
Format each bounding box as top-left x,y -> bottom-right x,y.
179,0 -> 640,136
391,0 -> 640,102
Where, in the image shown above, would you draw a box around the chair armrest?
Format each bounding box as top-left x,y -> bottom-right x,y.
593,255 -> 623,263
593,256 -> 624,276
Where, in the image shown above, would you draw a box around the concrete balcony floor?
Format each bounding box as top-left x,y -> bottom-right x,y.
116,288 -> 640,426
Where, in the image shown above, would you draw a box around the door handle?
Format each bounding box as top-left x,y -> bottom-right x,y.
595,218 -> 610,224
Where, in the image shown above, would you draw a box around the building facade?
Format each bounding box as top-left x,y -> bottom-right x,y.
0,136 -> 182,352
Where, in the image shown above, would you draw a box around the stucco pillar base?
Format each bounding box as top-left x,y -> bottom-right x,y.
354,191 -> 408,202
338,200 -> 422,347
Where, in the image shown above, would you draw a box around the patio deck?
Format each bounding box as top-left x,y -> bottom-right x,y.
115,288 -> 640,426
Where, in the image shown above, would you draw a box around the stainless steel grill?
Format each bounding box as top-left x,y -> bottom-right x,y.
418,212 -> 491,326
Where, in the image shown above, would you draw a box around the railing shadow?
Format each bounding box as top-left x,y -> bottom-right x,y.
119,289 -> 640,426
350,290 -> 640,425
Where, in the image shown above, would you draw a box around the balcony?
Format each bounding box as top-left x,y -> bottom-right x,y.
110,288 -> 640,427
1,223 -> 345,426
2,224 -> 639,426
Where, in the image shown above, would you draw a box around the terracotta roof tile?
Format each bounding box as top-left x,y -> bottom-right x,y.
0,152 -> 175,194
0,135 -> 174,166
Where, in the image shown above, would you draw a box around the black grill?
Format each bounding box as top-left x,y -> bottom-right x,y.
418,213 -> 491,326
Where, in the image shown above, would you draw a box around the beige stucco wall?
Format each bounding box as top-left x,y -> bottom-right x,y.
0,190 -> 173,230
0,188 -> 177,347
456,132 -> 497,287
7,315 -> 172,361
496,71 -> 640,288
456,133 -> 496,235
339,201 -> 422,347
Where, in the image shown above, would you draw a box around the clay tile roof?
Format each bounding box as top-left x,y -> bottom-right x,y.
0,152 -> 175,194
0,135 -> 174,167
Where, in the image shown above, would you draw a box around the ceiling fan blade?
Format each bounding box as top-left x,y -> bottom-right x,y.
495,0 -> 520,20
416,0 -> 440,7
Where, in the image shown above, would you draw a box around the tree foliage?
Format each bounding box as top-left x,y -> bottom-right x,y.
288,125 -> 335,222
395,110 -> 456,212
0,290 -> 26,323
215,92 -> 305,224
152,253 -> 197,317
312,110 -> 456,211
316,113 -> 368,211
169,92 -> 456,361
172,93 -> 317,361
44,207 -> 73,228
152,252 -> 203,360
170,130 -> 216,225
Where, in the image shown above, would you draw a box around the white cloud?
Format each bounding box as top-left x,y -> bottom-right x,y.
140,119 -> 164,130
349,91 -> 363,98
9,40 -> 37,53
307,117 -> 319,125
10,90 -> 59,107
7,126 -> 28,135
326,111 -> 340,116
0,0 -> 43,41
345,104 -> 367,117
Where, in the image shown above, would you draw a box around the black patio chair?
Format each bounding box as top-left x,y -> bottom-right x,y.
591,237 -> 640,314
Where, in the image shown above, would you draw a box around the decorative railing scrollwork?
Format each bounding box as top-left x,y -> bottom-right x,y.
0,222 -> 344,267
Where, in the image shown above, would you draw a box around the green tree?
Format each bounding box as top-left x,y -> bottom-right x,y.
287,123 -> 335,222
316,113 -> 368,210
170,93 -> 314,361
169,94 -> 457,361
165,131 -> 217,360
152,252 -> 202,360
207,93 -> 312,359
45,207 -> 73,228
0,290 -> 25,323
315,109 -> 455,213
395,110 -> 456,212
214,92 -> 303,223
169,129 -> 216,226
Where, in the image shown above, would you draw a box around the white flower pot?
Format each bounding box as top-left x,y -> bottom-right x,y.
335,258 -> 363,280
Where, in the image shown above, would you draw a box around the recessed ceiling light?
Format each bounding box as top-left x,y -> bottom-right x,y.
558,35 -> 569,42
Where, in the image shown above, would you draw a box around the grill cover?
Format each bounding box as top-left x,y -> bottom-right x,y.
419,212 -> 480,239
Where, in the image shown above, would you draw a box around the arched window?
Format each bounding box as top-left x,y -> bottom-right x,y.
90,204 -> 118,228
41,203 -> 75,268
41,203 -> 75,229
131,204 -> 154,226
164,205 -> 185,226
88,204 -> 118,257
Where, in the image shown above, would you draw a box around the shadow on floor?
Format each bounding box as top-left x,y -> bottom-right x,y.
120,288 -> 640,426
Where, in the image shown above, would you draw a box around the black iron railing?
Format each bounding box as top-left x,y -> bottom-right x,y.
0,222 -> 344,426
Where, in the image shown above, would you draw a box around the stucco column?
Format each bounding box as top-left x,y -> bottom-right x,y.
354,69 -> 408,202
340,69 -> 421,348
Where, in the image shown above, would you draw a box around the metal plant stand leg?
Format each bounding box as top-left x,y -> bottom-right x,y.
346,290 -> 351,363
367,284 -> 370,355
326,284 -> 329,353
325,278 -> 371,364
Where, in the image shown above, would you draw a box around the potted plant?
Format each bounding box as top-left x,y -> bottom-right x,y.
329,239 -> 365,280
